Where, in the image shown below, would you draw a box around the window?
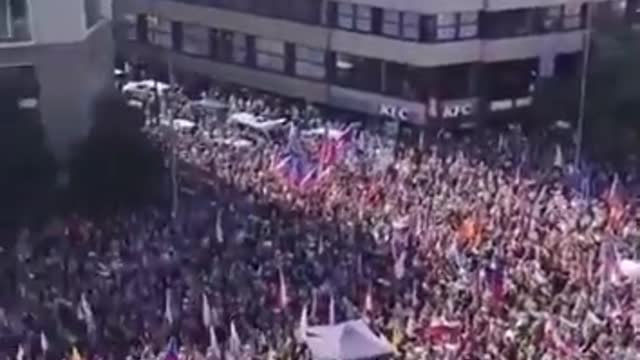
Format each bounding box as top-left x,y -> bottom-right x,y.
355,5 -> 372,32
295,45 -> 325,79
382,10 -> 420,40
147,15 -> 172,48
482,9 -> 535,38
256,38 -> 285,72
182,23 -> 209,56
337,2 -> 354,29
0,0 -> 30,41
458,11 -> 478,39
232,33 -> 248,64
541,6 -> 562,31
335,2 -> 371,32
334,53 -> 381,92
84,0 -> 103,29
563,4 -> 582,29
121,14 -> 137,40
434,12 -> 478,41
384,62 -> 416,99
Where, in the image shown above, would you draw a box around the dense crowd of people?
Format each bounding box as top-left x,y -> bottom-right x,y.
1,82 -> 639,360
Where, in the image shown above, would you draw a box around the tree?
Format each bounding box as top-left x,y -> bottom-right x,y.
0,89 -> 57,228
68,92 -> 165,214
534,16 -> 640,166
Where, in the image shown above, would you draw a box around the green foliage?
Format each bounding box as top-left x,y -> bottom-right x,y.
68,92 -> 166,214
0,90 -> 57,228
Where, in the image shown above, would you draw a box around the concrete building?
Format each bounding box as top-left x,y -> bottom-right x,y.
113,0 -> 607,130
0,0 -> 114,161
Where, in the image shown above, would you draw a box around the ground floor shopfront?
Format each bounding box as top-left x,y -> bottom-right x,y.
117,37 -> 579,131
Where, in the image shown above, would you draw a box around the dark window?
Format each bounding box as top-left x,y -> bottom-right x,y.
563,3 -> 583,29
121,13 -> 138,40
481,9 -> 535,38
295,45 -> 326,79
333,52 -> 381,92
382,9 -> 420,40
0,0 -> 31,41
84,0 -> 103,29
232,32 -> 248,64
485,60 -> 537,99
436,64 -> 473,99
147,15 -> 173,48
538,6 -> 562,32
255,38 -> 286,72
335,2 -> 372,32
383,62 -> 417,100
211,29 -> 233,62
182,23 -> 210,56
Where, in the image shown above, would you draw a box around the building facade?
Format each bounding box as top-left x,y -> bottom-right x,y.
113,0 -> 606,128
0,0 -> 114,161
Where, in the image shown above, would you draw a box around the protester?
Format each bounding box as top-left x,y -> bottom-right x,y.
2,82 -> 639,360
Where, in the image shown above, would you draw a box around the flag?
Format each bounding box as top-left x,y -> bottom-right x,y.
606,174 -> 624,230
278,268 -> 288,309
310,288 -> 318,320
40,331 -> 48,354
297,304 -> 309,342
70,346 -> 83,360
553,144 -> 564,168
207,326 -> 221,359
202,293 -> 211,327
486,258 -> 505,304
215,210 -> 224,244
329,293 -> 336,325
164,338 -> 179,360
229,321 -> 242,358
394,250 -> 407,279
364,286 -> 373,313
165,288 -> 174,325
80,293 -> 95,334
16,345 -> 24,360
422,319 -> 462,345
298,166 -> 318,191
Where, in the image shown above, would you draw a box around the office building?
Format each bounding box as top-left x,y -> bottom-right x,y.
0,0 -> 114,161
113,0 -> 607,128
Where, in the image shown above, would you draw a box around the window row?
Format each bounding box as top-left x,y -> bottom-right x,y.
329,1 -> 584,41
0,0 -> 31,41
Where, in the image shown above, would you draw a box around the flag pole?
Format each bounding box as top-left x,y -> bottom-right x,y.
574,2 -> 593,169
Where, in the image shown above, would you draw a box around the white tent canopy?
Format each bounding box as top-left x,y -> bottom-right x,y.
228,112 -> 287,131
304,319 -> 394,360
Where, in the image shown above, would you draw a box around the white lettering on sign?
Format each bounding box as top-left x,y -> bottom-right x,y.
379,104 -> 409,121
442,102 -> 473,118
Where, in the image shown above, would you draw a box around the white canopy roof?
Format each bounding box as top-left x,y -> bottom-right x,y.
304,319 -> 394,360
228,112 -> 287,131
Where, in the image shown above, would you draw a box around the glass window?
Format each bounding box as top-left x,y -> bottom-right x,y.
355,5 -> 372,32
402,12 -> 420,40
436,27 -> 456,40
382,9 -> 400,36
256,38 -> 285,72
334,52 -> 381,92
84,0 -> 102,29
459,11 -> 478,24
232,32 -> 247,64
147,15 -> 172,48
483,9 -> 535,38
563,4 -> 582,29
0,0 -> 30,41
295,45 -> 325,79
182,23 -> 209,56
122,13 -> 137,40
337,2 -> 354,29
0,0 -> 10,38
437,13 -> 457,26
542,6 -> 562,31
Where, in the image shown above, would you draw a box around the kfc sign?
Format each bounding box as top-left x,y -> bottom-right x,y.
379,104 -> 409,121
441,98 -> 477,119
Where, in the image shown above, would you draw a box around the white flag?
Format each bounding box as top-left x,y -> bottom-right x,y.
81,293 -> 96,334
229,321 -> 242,358
278,268 -> 288,309
40,331 -> 48,353
16,345 -> 24,360
207,326 -> 221,359
329,294 -> 336,325
215,210 -> 224,244
553,144 -> 564,168
364,286 -> 373,313
165,288 -> 174,325
394,251 -> 407,279
202,293 -> 211,327
297,304 -> 309,342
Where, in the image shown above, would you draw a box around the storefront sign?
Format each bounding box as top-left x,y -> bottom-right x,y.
441,98 -> 477,119
379,104 -> 410,121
